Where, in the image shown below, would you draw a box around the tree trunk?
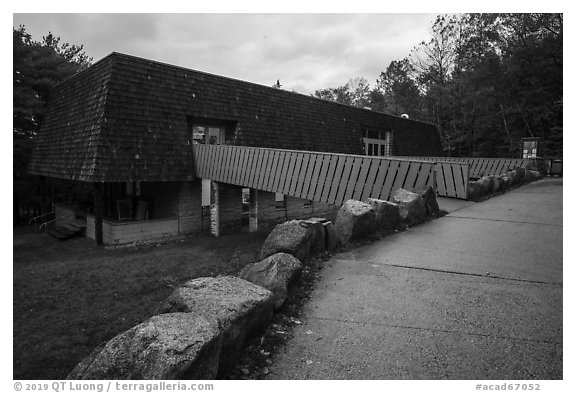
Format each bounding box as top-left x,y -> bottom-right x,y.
499,103 -> 514,150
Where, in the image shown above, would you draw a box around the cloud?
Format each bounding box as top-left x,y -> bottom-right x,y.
13,13 -> 435,94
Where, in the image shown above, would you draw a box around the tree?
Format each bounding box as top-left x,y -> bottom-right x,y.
313,84 -> 353,106
313,77 -> 372,109
13,25 -> 92,224
376,59 -> 424,118
346,77 -> 372,108
407,13 -> 562,157
454,13 -> 563,157
408,15 -> 461,152
14,26 -> 92,139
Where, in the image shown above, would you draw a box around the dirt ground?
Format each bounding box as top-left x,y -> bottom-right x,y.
13,225 -> 272,380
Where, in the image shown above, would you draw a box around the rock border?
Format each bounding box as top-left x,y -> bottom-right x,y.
68,173 -> 543,380
467,168 -> 543,201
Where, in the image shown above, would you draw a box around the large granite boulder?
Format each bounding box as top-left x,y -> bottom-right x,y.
301,218 -> 327,256
67,313 -> 222,380
525,170 -> 542,182
392,188 -> 427,225
477,176 -> 494,195
467,181 -> 485,201
491,175 -> 502,193
514,167 -> 527,183
414,185 -> 440,215
334,200 -> 377,244
367,198 -> 401,233
507,170 -> 520,186
239,253 -> 303,309
499,174 -> 511,190
260,220 -> 313,261
163,276 -> 274,372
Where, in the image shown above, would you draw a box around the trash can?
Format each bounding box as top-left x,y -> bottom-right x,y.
550,159 -> 562,177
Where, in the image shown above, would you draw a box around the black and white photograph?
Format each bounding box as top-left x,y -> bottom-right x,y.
9,2 -> 567,390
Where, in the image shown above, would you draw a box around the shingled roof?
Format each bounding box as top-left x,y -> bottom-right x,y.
28,52 -> 442,182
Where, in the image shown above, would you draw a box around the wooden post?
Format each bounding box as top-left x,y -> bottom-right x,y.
39,176 -> 47,215
248,188 -> 258,232
93,183 -> 104,245
209,181 -> 220,237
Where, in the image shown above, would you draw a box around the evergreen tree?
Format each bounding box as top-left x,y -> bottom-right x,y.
13,25 -> 92,224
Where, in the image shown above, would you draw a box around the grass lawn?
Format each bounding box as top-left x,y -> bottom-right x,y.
13,226 -> 271,380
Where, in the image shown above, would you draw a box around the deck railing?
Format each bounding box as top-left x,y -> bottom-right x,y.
395,157 -> 531,178
194,145 -> 436,205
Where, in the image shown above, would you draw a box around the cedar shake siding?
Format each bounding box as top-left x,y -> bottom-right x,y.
28,52 -> 442,183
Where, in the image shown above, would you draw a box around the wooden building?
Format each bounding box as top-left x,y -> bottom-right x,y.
28,52 -> 443,244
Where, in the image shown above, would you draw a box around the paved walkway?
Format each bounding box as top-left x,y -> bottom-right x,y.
268,178 -> 563,379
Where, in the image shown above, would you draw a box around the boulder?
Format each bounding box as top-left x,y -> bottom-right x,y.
499,174 -> 511,190
490,175 -> 502,193
163,276 -> 274,372
467,181 -> 485,201
414,186 -> 440,215
532,170 -> 543,180
477,176 -> 494,194
260,220 -> 313,261
367,198 -> 401,233
514,167 -> 527,183
507,170 -> 520,186
525,170 -> 542,182
301,218 -> 327,256
334,200 -> 377,244
239,253 -> 303,309
67,313 -> 222,380
392,188 -> 427,225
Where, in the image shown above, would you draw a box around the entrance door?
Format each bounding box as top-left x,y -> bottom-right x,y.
207,127 -> 224,145
363,130 -> 392,157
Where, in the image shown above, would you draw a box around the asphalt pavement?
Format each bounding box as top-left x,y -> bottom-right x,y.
267,178 -> 563,379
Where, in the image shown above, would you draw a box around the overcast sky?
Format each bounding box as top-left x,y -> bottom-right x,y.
12,13 -> 436,94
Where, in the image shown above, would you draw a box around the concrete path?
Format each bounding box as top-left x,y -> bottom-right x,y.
268,178 -> 563,379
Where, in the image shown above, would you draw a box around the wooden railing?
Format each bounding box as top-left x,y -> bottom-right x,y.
396,157 -> 531,178
194,145 -> 436,206
435,162 -> 469,199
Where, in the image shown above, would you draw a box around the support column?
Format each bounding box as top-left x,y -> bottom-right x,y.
93,183 -> 104,245
248,188 -> 258,232
39,176 -> 47,215
210,181 -> 220,237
